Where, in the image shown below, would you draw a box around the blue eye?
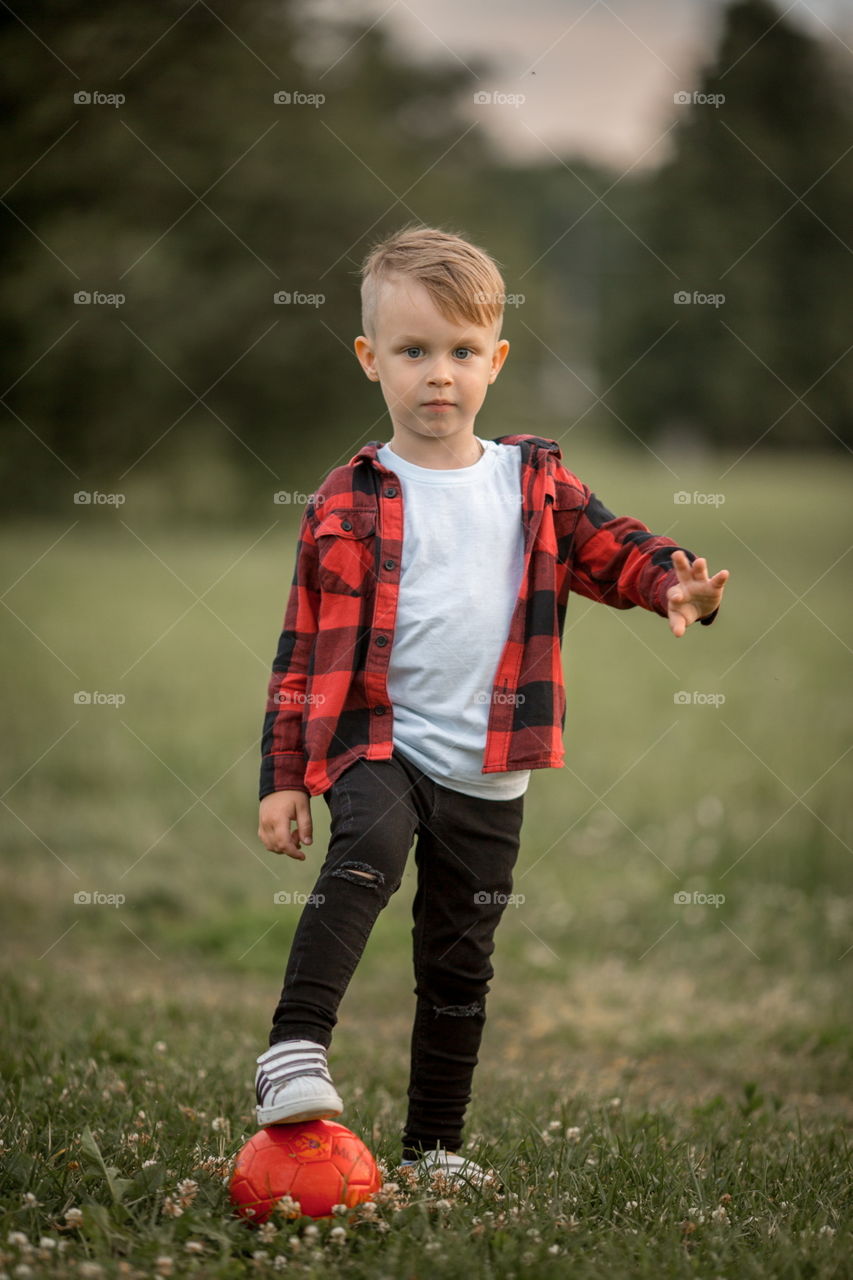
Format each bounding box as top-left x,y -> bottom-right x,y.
404,347 -> 422,358
454,348 -> 472,360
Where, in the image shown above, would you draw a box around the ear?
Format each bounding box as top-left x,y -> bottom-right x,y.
354,335 -> 380,381
489,338 -> 510,382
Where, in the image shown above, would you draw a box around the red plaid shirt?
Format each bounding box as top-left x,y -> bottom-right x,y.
260,434 -> 718,798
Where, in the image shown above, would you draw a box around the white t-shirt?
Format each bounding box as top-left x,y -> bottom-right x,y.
375,436 -> 531,800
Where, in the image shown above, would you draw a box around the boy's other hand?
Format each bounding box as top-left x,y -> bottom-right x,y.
258,790 -> 313,859
666,549 -> 730,638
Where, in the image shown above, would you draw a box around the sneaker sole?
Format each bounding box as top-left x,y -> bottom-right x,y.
256,1089 -> 344,1127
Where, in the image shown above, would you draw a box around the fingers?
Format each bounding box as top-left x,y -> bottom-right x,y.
258,815 -> 307,858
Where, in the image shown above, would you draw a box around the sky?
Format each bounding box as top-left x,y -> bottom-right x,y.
296,0 -> 853,169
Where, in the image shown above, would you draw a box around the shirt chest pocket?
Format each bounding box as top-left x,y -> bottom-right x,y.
313,507 -> 378,594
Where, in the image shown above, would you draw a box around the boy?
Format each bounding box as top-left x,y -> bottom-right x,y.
255,225 -> 729,1181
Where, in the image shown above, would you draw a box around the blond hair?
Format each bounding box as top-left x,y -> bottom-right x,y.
357,223 -> 507,341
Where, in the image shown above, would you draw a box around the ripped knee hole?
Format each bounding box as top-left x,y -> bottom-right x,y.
330,861 -> 385,888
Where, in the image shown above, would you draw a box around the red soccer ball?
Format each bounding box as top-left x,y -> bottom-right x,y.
229,1120 -> 382,1223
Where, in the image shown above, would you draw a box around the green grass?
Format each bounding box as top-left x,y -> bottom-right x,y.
1,444 -> 851,1276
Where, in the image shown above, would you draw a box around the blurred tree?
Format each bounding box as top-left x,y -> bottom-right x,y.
0,2 -> 543,517
598,0 -> 853,453
3,0 -> 850,522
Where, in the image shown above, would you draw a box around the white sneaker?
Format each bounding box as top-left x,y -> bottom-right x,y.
255,1039 -> 344,1126
397,1148 -> 492,1188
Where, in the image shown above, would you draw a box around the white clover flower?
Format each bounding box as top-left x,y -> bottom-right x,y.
329,1226 -> 347,1243
184,1240 -> 205,1254
154,1258 -> 174,1277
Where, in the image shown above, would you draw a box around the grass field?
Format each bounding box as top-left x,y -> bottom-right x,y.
1,443 -> 851,1277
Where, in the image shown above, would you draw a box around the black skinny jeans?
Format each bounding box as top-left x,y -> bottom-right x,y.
269,746 -> 525,1160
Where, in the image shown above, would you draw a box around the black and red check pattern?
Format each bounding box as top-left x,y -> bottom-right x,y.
260,435 -> 718,798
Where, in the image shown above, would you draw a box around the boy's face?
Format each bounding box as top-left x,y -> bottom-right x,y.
354,274 -> 509,453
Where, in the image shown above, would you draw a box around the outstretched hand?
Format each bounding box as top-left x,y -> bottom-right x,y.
666,549 -> 730,638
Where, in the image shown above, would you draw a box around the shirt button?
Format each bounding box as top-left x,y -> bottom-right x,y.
384,486 -> 398,498
340,518 -> 353,531
373,705 -> 386,715
375,635 -> 388,647
383,559 -> 396,571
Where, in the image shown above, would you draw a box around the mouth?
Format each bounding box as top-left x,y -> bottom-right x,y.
423,400 -> 455,407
